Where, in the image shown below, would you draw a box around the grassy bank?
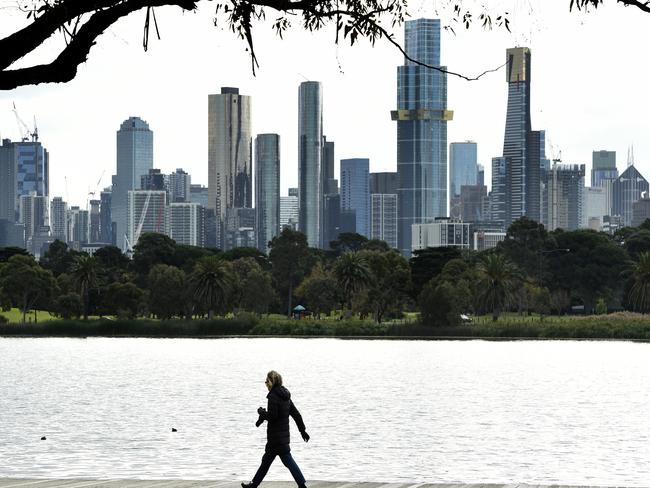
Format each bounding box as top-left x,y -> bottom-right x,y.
1,312 -> 650,339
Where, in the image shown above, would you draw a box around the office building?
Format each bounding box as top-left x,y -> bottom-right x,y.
112,116 -> 153,251
280,189 -> 299,231
632,195 -> 650,227
141,168 -> 166,191
50,196 -> 67,242
255,134 -> 280,252
100,188 -> 114,245
298,81 -> 323,247
126,190 -> 167,249
15,141 -> 49,204
613,165 -> 649,227
19,192 -> 48,247
208,87 -> 253,246
340,158 -> 370,237
477,164 -> 485,187
592,150 -> 618,187
411,219 -> 470,251
168,168 -> 191,203
393,18 -> 452,255
371,193 -> 398,248
449,141 -> 477,198
501,47 -> 540,225
0,220 -> 24,248
224,207 -> 255,250
460,184 -> 488,222
88,199 -> 101,243
322,137 -> 337,195
582,186 -> 607,229
66,206 -> 89,249
169,202 -> 205,247
190,184 -> 209,208
323,193 -> 341,248
546,163 -> 585,231
370,172 -> 398,195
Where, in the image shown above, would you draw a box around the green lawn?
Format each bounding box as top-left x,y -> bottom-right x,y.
1,308 -> 58,323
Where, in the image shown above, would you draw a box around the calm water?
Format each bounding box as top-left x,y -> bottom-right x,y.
1,338 -> 649,486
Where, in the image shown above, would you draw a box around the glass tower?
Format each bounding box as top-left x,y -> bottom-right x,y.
208,87 -> 253,247
502,47 -> 540,226
340,158 -> 370,238
298,81 -> 323,248
112,116 -> 153,250
392,18 -> 452,256
255,134 -> 280,252
449,141 -> 478,197
592,150 -> 618,187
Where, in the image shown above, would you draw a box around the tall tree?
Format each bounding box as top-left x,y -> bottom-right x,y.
70,254 -> 99,319
231,257 -> 275,314
148,264 -> 187,319
359,249 -> 410,323
295,264 -> 339,318
191,256 -> 234,319
269,229 -> 312,316
409,246 -> 462,299
627,252 -> 650,313
476,253 -> 520,321
0,255 -> 56,323
334,251 -> 372,315
132,232 -> 177,278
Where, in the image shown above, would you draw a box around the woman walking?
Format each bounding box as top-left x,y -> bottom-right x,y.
242,371 -> 310,488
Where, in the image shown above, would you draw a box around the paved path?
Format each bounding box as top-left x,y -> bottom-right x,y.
0,481 -> 636,488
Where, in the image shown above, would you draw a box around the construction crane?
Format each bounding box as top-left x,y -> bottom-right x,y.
12,103 -> 38,142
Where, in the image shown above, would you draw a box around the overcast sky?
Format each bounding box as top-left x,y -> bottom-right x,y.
0,0 -> 648,208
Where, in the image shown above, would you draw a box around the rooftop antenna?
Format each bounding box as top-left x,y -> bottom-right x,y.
627,144 -> 635,167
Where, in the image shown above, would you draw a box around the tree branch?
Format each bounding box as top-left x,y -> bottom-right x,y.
0,0 -> 197,90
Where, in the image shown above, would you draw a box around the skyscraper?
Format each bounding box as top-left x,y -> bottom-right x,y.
50,196 -> 67,242
169,202 -> 205,247
0,139 -> 16,222
322,137 -> 337,195
592,150 -> 618,187
112,116 -> 153,251
208,87 -> 252,248
392,18 -> 452,255
298,81 -> 323,248
255,134 -> 280,252
546,163 -> 585,231
613,165 -> 649,227
89,199 -> 101,243
370,172 -> 398,195
168,168 -> 191,203
449,141 -> 478,197
370,171 -> 398,248
100,188 -> 114,244
340,158 -> 370,237
280,188 -> 299,231
19,192 -> 48,247
502,47 -> 540,226
490,156 -> 507,225
126,190 -> 167,249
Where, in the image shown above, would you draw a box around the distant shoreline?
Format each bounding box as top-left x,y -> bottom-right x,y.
2,314 -> 650,341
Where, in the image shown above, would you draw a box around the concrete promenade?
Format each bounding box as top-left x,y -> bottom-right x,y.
0,481 -> 634,488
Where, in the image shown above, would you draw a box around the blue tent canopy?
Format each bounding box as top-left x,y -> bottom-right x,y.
293,305 -> 306,312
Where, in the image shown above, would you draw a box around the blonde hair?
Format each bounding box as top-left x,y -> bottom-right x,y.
266,370 -> 283,388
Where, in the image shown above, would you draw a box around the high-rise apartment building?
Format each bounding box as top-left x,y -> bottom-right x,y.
208,87 -> 252,247
0,139 -> 16,222
298,81 -> 323,248
370,172 -> 398,195
190,184 -> 209,208
255,134 -> 280,252
112,116 -> 153,251
19,192 -> 48,247
502,47 -> 540,225
340,158 -> 370,237
66,205 -> 89,248
89,199 -> 101,243
582,186 -> 607,230
546,163 -> 585,231
126,190 -> 167,249
168,202 -> 204,247
490,157 -> 507,225
322,137 -> 337,195
592,150 -> 618,187
50,196 -> 67,242
392,18 -> 451,255
16,141 -> 49,203
168,168 -> 191,203
449,142 -> 478,198
323,193 -> 341,248
371,194 -> 398,248
224,207 -> 255,250
613,165 -> 649,227
141,168 -> 166,192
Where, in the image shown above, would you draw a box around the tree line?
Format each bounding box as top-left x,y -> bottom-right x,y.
2,217 -> 650,325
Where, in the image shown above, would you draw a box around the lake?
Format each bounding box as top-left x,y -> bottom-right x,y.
1,338 -> 649,486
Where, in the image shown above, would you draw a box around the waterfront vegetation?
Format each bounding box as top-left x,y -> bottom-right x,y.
3,218 -> 650,339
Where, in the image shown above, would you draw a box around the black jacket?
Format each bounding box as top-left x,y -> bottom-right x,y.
258,385 -> 306,454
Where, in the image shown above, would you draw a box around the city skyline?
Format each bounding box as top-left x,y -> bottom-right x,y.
0,2 -> 648,209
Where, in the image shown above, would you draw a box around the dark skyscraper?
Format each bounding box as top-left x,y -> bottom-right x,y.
255,134 -> 280,252
370,172 -> 398,195
100,188 -> 114,244
614,165 -> 649,226
392,18 -> 452,255
502,47 -> 539,226
592,150 -> 618,187
298,81 -> 323,248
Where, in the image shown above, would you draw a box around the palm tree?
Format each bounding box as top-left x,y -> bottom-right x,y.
628,252 -> 650,313
476,253 -> 520,321
70,255 -> 98,320
191,256 -> 234,319
334,252 -> 372,315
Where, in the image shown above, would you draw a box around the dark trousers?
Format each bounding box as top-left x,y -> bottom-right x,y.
251,450 -> 306,488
